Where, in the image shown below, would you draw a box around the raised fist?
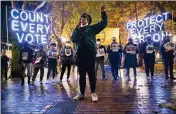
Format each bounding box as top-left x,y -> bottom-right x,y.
101,5 -> 105,12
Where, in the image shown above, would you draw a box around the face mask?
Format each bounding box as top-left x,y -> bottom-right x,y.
96,42 -> 100,45
66,43 -> 70,47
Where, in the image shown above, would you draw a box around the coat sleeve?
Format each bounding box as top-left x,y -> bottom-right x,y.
107,45 -> 111,53
71,28 -> 82,43
90,11 -> 108,35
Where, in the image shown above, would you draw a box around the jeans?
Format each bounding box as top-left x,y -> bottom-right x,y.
21,62 -> 32,83
32,67 -> 44,81
145,64 -> 154,76
163,59 -> 173,78
111,67 -> 118,79
126,66 -> 137,77
78,57 -> 96,95
47,63 -> 57,79
95,59 -> 105,78
60,62 -> 71,80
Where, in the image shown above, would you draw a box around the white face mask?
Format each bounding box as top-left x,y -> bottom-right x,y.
96,42 -> 100,45
81,23 -> 88,27
66,43 -> 70,47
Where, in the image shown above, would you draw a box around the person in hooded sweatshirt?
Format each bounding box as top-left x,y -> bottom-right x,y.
143,36 -> 155,80
107,37 -> 123,80
32,44 -> 46,84
19,41 -> 33,85
1,49 -> 9,80
124,38 -> 138,81
71,5 -> 107,102
59,41 -> 74,83
95,38 -> 107,80
46,42 -> 59,83
160,37 -> 176,80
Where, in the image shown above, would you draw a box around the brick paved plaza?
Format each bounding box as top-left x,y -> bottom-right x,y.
1,68 -> 176,114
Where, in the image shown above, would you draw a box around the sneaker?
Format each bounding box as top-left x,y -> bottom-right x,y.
40,81 -> 43,84
21,82 -> 24,85
73,94 -> 85,101
116,77 -> 119,80
91,93 -> 98,102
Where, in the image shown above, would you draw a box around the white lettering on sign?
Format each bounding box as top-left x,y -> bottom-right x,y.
10,8 -> 50,44
126,12 -> 170,44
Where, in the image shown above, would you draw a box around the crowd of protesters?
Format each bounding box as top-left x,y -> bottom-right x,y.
1,5 -> 176,102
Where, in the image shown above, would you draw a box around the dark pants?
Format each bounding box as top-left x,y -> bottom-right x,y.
1,67 -> 8,79
163,59 -> 174,78
126,66 -> 137,77
32,67 -> 44,81
78,57 -> 96,95
47,63 -> 57,79
21,63 -> 32,84
145,63 -> 154,76
95,59 -> 105,78
111,67 -> 118,79
60,62 -> 71,80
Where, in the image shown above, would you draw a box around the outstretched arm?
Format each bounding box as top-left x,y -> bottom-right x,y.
90,5 -> 108,35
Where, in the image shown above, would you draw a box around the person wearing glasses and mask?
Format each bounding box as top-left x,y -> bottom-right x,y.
59,41 -> 74,83
143,36 -> 155,80
19,41 -> 33,85
107,37 -> 123,80
46,42 -> 59,83
160,37 -> 176,80
124,38 -> 138,81
32,44 -> 46,84
95,39 -> 107,80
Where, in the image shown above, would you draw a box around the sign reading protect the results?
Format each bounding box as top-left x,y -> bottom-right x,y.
9,8 -> 50,44
126,12 -> 170,44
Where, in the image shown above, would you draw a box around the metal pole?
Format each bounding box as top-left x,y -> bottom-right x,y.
6,6 -> 9,45
172,10 -> 174,39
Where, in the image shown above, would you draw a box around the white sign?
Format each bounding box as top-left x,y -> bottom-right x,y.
10,8 -> 50,44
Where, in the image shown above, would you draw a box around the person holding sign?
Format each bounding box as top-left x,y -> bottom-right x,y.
32,44 -> 46,84
19,41 -> 33,85
124,38 -> 138,81
95,39 -> 107,80
107,37 -> 123,80
46,42 -> 59,83
143,36 -> 155,80
160,37 -> 176,80
59,41 -> 74,83
71,5 -> 107,102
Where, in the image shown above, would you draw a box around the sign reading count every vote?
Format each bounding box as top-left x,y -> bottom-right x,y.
8,7 -> 50,44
